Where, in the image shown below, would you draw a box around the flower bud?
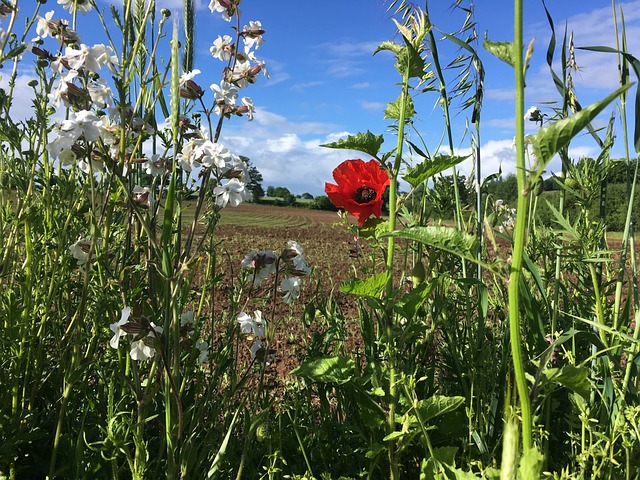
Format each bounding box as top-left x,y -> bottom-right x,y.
161,8 -> 170,17
27,79 -> 38,88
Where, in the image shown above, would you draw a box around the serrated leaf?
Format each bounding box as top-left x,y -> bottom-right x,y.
394,40 -> 426,79
394,282 -> 432,319
320,130 -> 384,158
340,272 -> 390,297
383,226 -> 498,273
543,364 -> 590,400
532,84 -> 632,174
483,36 -> 516,67
359,218 -> 389,240
374,40 -> 403,56
384,93 -> 416,121
403,154 -> 470,187
417,395 -> 465,422
291,355 -> 356,385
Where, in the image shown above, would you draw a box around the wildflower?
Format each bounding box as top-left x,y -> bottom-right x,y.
109,307 -> 131,349
237,310 -> 265,337
195,339 -> 209,364
64,44 -> 108,73
142,154 -> 167,177
242,21 -> 265,50
280,276 -> 302,304
69,235 -> 101,266
525,106 -> 544,126
210,80 -> 238,106
133,185 -> 152,207
36,11 -> 56,38
210,35 -> 234,61
242,250 -> 277,286
196,140 -> 230,169
129,322 -> 162,361
325,159 -> 390,227
250,340 -> 264,360
237,97 -> 255,120
213,178 -> 246,208
87,78 -> 113,108
60,109 -> 102,143
58,0 -> 94,15
179,70 -> 204,99
209,0 -> 240,21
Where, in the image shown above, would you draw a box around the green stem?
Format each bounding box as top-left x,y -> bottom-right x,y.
508,0 -> 533,453
384,62 -> 410,480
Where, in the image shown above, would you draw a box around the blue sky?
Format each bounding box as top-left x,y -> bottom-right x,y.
3,0 -> 639,196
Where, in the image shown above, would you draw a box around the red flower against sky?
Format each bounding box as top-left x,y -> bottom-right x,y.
325,159 -> 390,227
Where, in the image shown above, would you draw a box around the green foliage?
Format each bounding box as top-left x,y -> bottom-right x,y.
320,130 -> 385,158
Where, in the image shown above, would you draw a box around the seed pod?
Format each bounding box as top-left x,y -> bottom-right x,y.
534,176 -> 544,196
411,259 -> 426,286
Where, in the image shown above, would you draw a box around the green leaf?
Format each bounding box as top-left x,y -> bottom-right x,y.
291,355 -> 356,385
395,40 -> 426,79
359,218 -> 389,240
374,40 -> 403,56
394,281 -> 432,320
207,407 -> 240,478
384,93 -> 416,121
483,35 -> 516,67
518,447 -> 544,480
579,46 -> 640,153
340,271 -> 390,297
543,364 -> 590,400
320,130 -> 384,158
420,446 -> 459,480
417,395 -> 465,422
532,84 -> 633,175
383,226 -> 497,273
403,154 -> 470,187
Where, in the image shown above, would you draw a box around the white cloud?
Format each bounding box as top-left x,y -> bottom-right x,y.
360,101 -> 385,111
0,71 -> 38,121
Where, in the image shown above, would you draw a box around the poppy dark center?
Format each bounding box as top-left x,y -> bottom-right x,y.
355,186 -> 376,204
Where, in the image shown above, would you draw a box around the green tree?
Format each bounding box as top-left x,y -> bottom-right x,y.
241,156 -> 264,202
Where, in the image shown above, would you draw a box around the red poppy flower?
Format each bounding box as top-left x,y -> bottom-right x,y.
325,159 -> 390,227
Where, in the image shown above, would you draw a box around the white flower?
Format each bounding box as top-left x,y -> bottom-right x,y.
196,140 -> 230,169
87,78 -> 112,108
181,311 -> 195,327
196,340 -> 209,365
180,69 -> 201,86
109,307 -> 131,349
524,105 -> 539,120
237,310 -> 265,337
250,340 -> 263,360
36,10 -> 56,38
58,0 -> 93,15
210,80 -> 238,106
240,97 -> 255,120
210,35 -> 233,61
69,235 -> 101,266
59,110 -> 102,143
143,154 -> 166,177
213,178 -> 246,208
280,276 -> 302,304
209,0 -> 239,21
129,323 -> 162,361
242,21 -> 264,50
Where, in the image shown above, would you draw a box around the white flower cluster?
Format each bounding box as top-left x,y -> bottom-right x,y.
109,308 -> 210,364
109,307 -> 163,361
241,240 -> 311,304
494,199 -> 517,233
236,310 -> 272,363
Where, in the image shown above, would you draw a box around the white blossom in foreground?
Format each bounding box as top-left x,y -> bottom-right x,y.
213,178 -> 246,208
129,323 -> 163,361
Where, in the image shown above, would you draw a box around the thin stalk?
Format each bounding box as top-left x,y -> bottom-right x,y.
384,62 -> 410,480
508,0 -> 533,452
